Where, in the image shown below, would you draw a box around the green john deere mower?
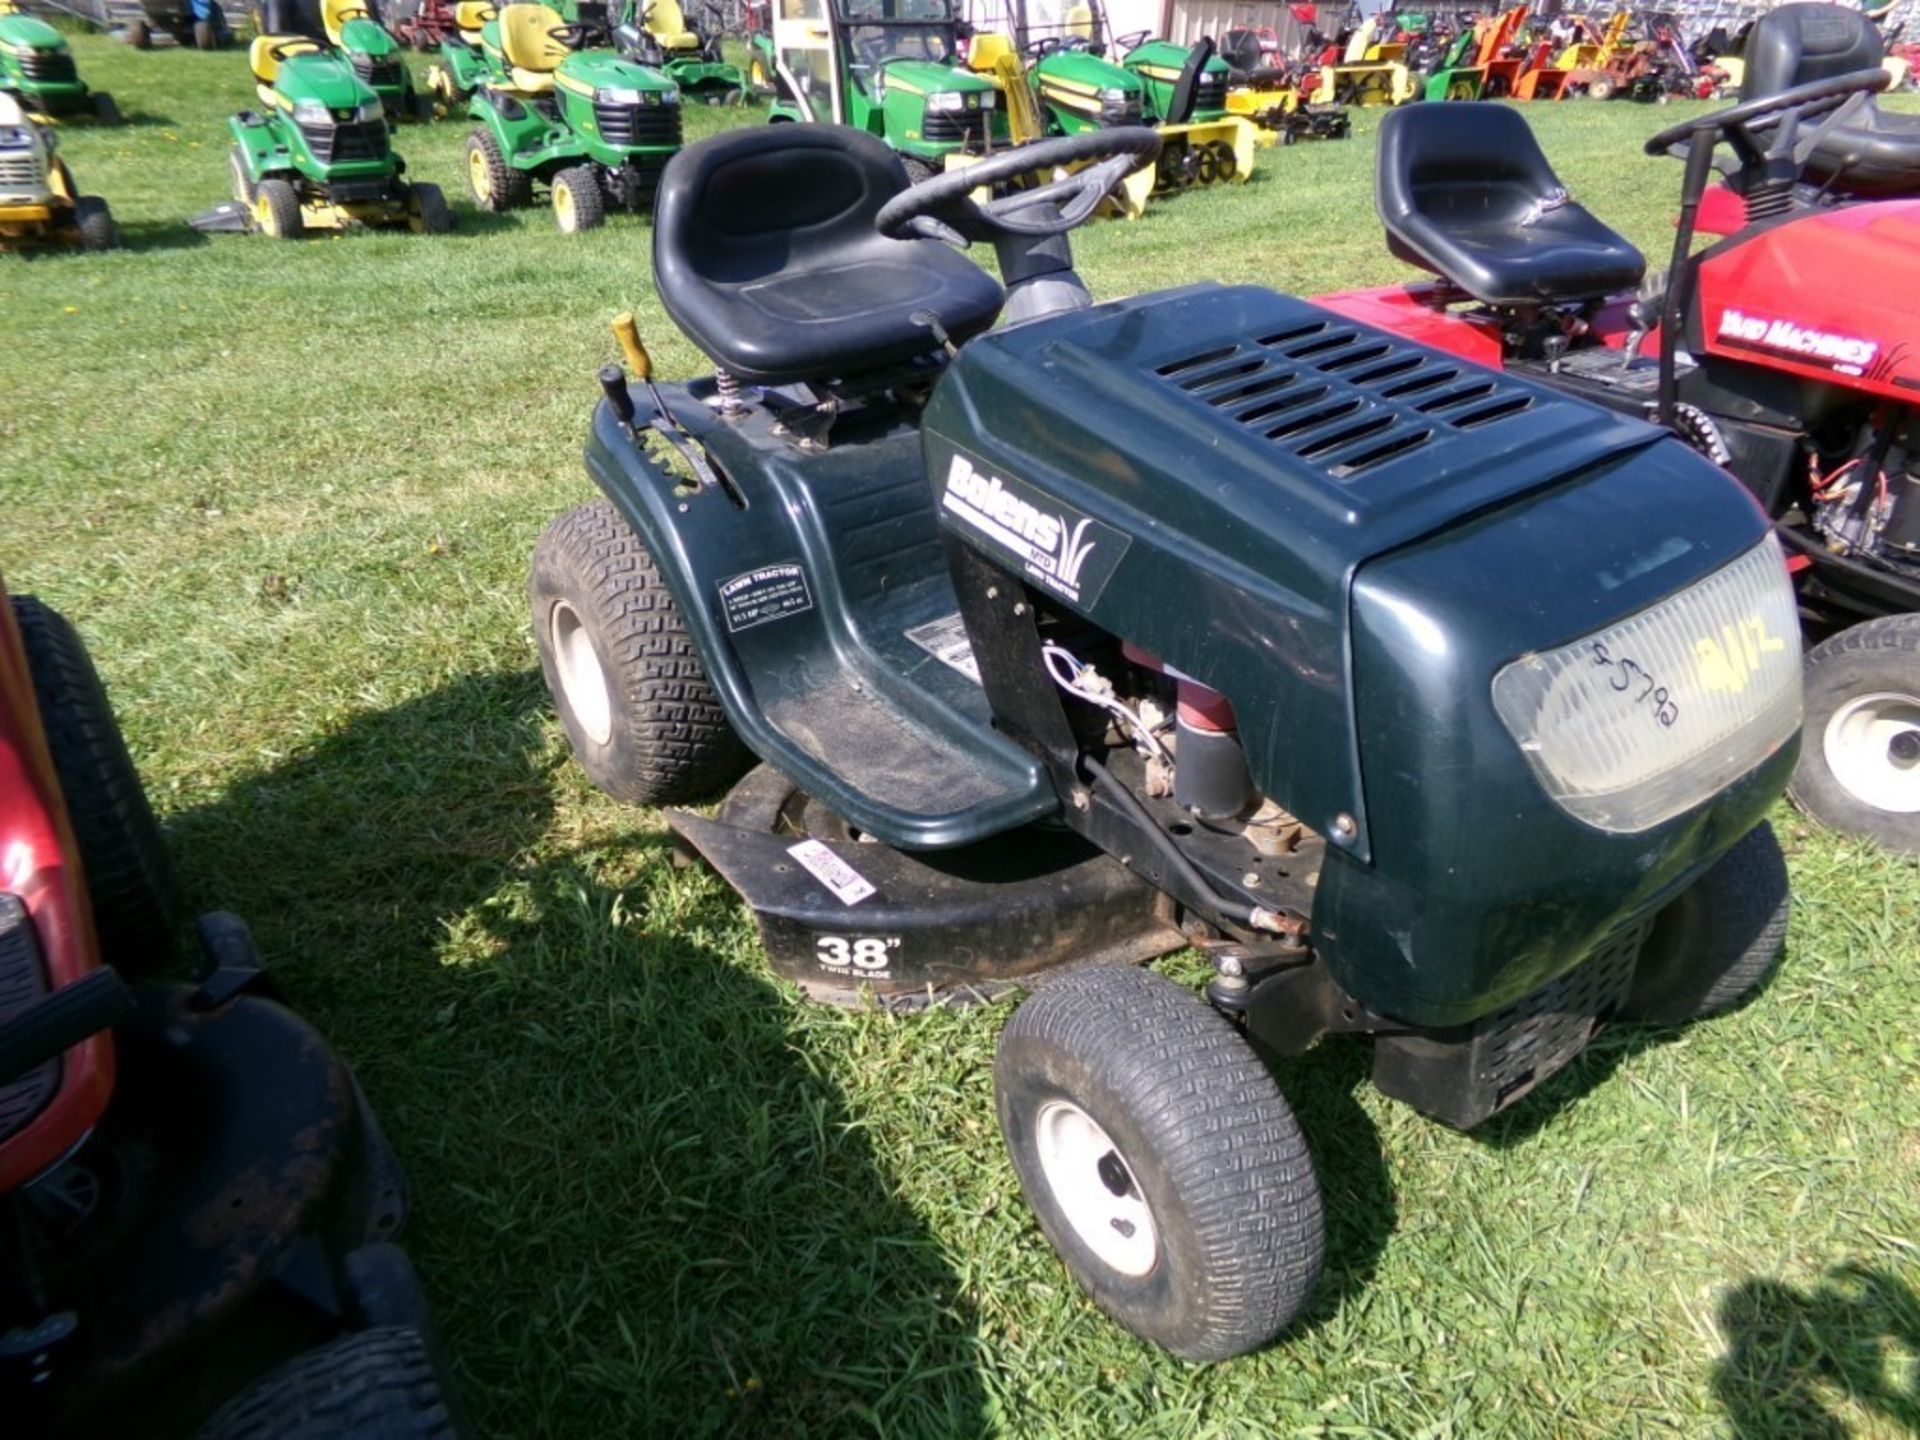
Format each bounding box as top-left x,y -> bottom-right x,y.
609,0 -> 745,104
0,5 -> 121,122
191,34 -> 451,236
462,3 -> 681,232
757,0 -> 1005,181
421,0 -> 496,111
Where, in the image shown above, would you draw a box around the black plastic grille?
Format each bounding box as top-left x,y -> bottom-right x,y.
19,51 -> 77,83
1478,920 -> 1648,1111
1154,318 -> 1537,481
351,54 -> 406,91
592,99 -> 682,148
922,107 -> 989,144
298,118 -> 388,163
0,895 -> 56,1146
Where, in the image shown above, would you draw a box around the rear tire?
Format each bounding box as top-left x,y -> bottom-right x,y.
529,499 -> 749,806
550,165 -> 604,233
463,129 -> 528,210
127,17 -> 151,47
11,596 -> 179,977
1586,74 -> 1616,100
1620,822 -> 1789,1024
255,177 -> 304,238
1788,615 -> 1920,852
93,92 -> 122,123
73,196 -> 117,252
995,964 -> 1324,1361
197,1328 -> 456,1440
408,181 -> 452,234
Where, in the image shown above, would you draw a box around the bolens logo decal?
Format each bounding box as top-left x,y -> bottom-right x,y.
1715,307 -> 1880,376
938,454 -> 1130,606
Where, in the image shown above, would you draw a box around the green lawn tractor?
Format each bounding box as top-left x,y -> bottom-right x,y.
0,88 -> 116,249
420,0 -> 496,112
462,3 -> 681,233
1420,26 -> 1483,100
532,121 -> 1802,1363
757,0 -> 1004,182
609,0 -> 745,105
0,6 -> 121,122
317,0 -> 434,118
1015,0 -> 1254,193
193,34 -> 451,236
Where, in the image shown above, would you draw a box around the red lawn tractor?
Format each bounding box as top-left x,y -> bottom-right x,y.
1320,75 -> 1920,850
0,579 -> 457,1436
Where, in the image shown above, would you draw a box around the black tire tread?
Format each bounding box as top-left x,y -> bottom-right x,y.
197,1327 -> 455,1440
997,964 -> 1323,1361
464,130 -> 529,210
11,596 -> 178,974
530,499 -> 747,805
1621,821 -> 1790,1023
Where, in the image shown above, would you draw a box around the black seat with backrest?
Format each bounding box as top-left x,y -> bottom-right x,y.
652,126 -> 1005,388
1740,3 -> 1920,196
1376,103 -> 1647,307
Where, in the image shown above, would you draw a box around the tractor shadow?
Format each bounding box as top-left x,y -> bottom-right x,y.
117,220 -> 212,253
1262,1038 -> 1398,1341
1714,1263 -> 1920,1438
162,669 -> 990,1438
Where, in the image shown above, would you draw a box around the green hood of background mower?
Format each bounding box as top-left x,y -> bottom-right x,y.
337,15 -> 401,58
271,51 -> 380,110
557,49 -> 676,94
878,57 -> 995,98
0,13 -> 69,53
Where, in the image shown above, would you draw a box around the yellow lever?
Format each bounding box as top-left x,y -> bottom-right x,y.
611,312 -> 652,382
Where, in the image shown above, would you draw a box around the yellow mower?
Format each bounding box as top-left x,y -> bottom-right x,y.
0,90 -> 116,250
1311,15 -> 1415,106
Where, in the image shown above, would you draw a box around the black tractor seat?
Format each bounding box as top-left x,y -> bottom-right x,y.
652,126 -> 1006,388
1742,3 -> 1920,196
1376,102 -> 1646,307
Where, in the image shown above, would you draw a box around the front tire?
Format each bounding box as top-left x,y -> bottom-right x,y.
254,177 -> 304,238
529,499 -> 749,806
550,165 -> 604,233
11,596 -> 179,976
995,964 -> 1324,1361
93,92 -> 122,124
1788,615 -> 1920,852
73,196 -> 117,252
408,181 -> 452,234
1620,822 -> 1789,1024
198,1328 -> 456,1440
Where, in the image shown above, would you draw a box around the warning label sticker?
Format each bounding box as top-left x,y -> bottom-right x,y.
905,612 -> 981,684
717,563 -> 813,633
787,839 -> 876,906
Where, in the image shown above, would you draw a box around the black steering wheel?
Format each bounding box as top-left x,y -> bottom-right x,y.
1113,28 -> 1151,52
875,129 -> 1160,246
1644,66 -> 1890,172
549,20 -> 599,47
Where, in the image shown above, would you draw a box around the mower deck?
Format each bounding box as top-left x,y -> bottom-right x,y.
673,766 -> 1183,1007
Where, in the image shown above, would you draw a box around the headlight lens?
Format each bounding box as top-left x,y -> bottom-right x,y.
978,89 -> 997,108
354,99 -> 384,122
1099,86 -> 1129,103
1491,535 -> 1802,833
292,99 -> 332,125
928,90 -> 965,111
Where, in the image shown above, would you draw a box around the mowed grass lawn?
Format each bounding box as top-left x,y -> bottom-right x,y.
7,32 -> 1920,1437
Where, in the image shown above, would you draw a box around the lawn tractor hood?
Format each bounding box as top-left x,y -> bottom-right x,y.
880,58 -> 998,107
923,284 -> 1801,1021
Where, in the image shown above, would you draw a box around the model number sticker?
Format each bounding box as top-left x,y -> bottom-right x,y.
904,612 -> 982,683
718,562 -> 813,633
1589,640 -> 1679,729
816,935 -> 901,972
787,838 -> 876,906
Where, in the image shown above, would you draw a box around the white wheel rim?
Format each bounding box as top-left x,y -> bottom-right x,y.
1033,1099 -> 1159,1277
1823,690 -> 1920,814
549,599 -> 614,746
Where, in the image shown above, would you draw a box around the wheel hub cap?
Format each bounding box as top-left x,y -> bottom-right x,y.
1823,691 -> 1920,814
1033,1100 -> 1158,1276
549,600 -> 613,746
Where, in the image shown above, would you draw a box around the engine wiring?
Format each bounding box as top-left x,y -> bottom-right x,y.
1040,641 -> 1174,765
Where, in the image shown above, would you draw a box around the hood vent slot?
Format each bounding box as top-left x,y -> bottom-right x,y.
1154,318 -> 1537,481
